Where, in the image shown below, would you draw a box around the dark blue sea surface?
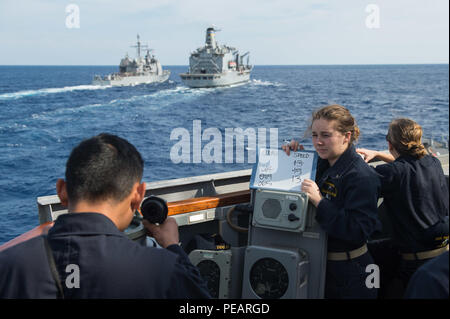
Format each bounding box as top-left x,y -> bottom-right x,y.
0,64 -> 448,244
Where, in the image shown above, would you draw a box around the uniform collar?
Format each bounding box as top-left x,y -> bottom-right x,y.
48,212 -> 126,238
394,154 -> 418,162
330,144 -> 359,176
317,145 -> 359,183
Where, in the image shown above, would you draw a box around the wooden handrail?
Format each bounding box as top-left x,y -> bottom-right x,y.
168,190 -> 250,215
0,190 -> 251,252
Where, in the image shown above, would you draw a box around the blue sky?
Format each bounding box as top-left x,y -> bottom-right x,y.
0,0 -> 448,65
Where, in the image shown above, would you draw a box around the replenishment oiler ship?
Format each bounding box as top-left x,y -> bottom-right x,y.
93,35 -> 170,86
180,27 -> 253,88
0,139 -> 447,299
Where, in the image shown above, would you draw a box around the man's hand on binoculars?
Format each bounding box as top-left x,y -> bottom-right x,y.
143,217 -> 180,248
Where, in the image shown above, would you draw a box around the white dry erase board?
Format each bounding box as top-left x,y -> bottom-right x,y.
250,148 -> 318,192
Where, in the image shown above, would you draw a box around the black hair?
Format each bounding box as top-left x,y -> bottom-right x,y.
65,133 -> 144,204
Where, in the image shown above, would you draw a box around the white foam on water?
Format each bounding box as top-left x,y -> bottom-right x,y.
0,84 -> 112,100
28,85 -> 203,119
250,79 -> 283,87
106,86 -> 194,106
178,81 -> 251,91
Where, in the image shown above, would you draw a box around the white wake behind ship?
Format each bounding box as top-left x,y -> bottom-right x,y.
93,35 -> 170,86
180,27 -> 253,88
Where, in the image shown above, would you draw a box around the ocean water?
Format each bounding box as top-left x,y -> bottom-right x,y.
0,64 -> 448,244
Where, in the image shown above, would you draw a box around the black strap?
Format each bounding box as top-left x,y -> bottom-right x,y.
42,235 -> 65,299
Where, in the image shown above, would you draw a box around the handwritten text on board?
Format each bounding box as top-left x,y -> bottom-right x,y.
251,148 -> 317,192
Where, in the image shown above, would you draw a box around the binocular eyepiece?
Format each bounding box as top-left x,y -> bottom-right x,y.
140,196 -> 168,224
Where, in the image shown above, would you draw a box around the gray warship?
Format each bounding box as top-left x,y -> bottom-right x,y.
180,27 -> 253,88
93,35 -> 170,86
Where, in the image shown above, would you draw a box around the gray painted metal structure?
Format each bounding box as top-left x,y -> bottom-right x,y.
180,27 -> 253,88
93,34 -> 170,86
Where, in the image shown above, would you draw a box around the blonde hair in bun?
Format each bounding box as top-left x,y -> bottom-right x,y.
386,118 -> 427,159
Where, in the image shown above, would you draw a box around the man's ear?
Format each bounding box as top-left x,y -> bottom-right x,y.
56,179 -> 69,207
130,182 -> 146,211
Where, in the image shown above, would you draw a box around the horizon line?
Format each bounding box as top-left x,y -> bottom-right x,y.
0,63 -> 449,67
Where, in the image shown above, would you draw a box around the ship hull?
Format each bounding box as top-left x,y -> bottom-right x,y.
180,70 -> 251,88
93,71 -> 170,86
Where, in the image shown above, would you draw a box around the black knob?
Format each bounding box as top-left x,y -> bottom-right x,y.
288,213 -> 300,222
289,203 -> 297,211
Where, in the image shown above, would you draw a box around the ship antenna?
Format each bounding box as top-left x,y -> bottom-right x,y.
131,34 -> 148,58
137,34 -> 141,58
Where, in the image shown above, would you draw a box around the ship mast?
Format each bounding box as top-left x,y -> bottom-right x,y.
131,34 -> 148,58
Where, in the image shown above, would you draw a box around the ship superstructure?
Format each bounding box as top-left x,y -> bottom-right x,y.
93,35 -> 170,86
180,27 -> 252,88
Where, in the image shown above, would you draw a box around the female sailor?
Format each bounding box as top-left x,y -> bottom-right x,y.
283,104 -> 381,299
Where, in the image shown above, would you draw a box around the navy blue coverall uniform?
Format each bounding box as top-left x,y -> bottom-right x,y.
404,251 -> 449,299
0,213 -> 211,298
370,154 -> 449,297
315,145 -> 381,299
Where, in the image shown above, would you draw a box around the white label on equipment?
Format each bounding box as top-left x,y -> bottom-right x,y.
188,213 -> 206,224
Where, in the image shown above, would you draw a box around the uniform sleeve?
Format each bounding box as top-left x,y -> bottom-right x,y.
316,175 -> 380,243
373,163 -> 398,197
165,244 -> 211,299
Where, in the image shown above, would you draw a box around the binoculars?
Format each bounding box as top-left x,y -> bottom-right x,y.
140,196 -> 168,224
